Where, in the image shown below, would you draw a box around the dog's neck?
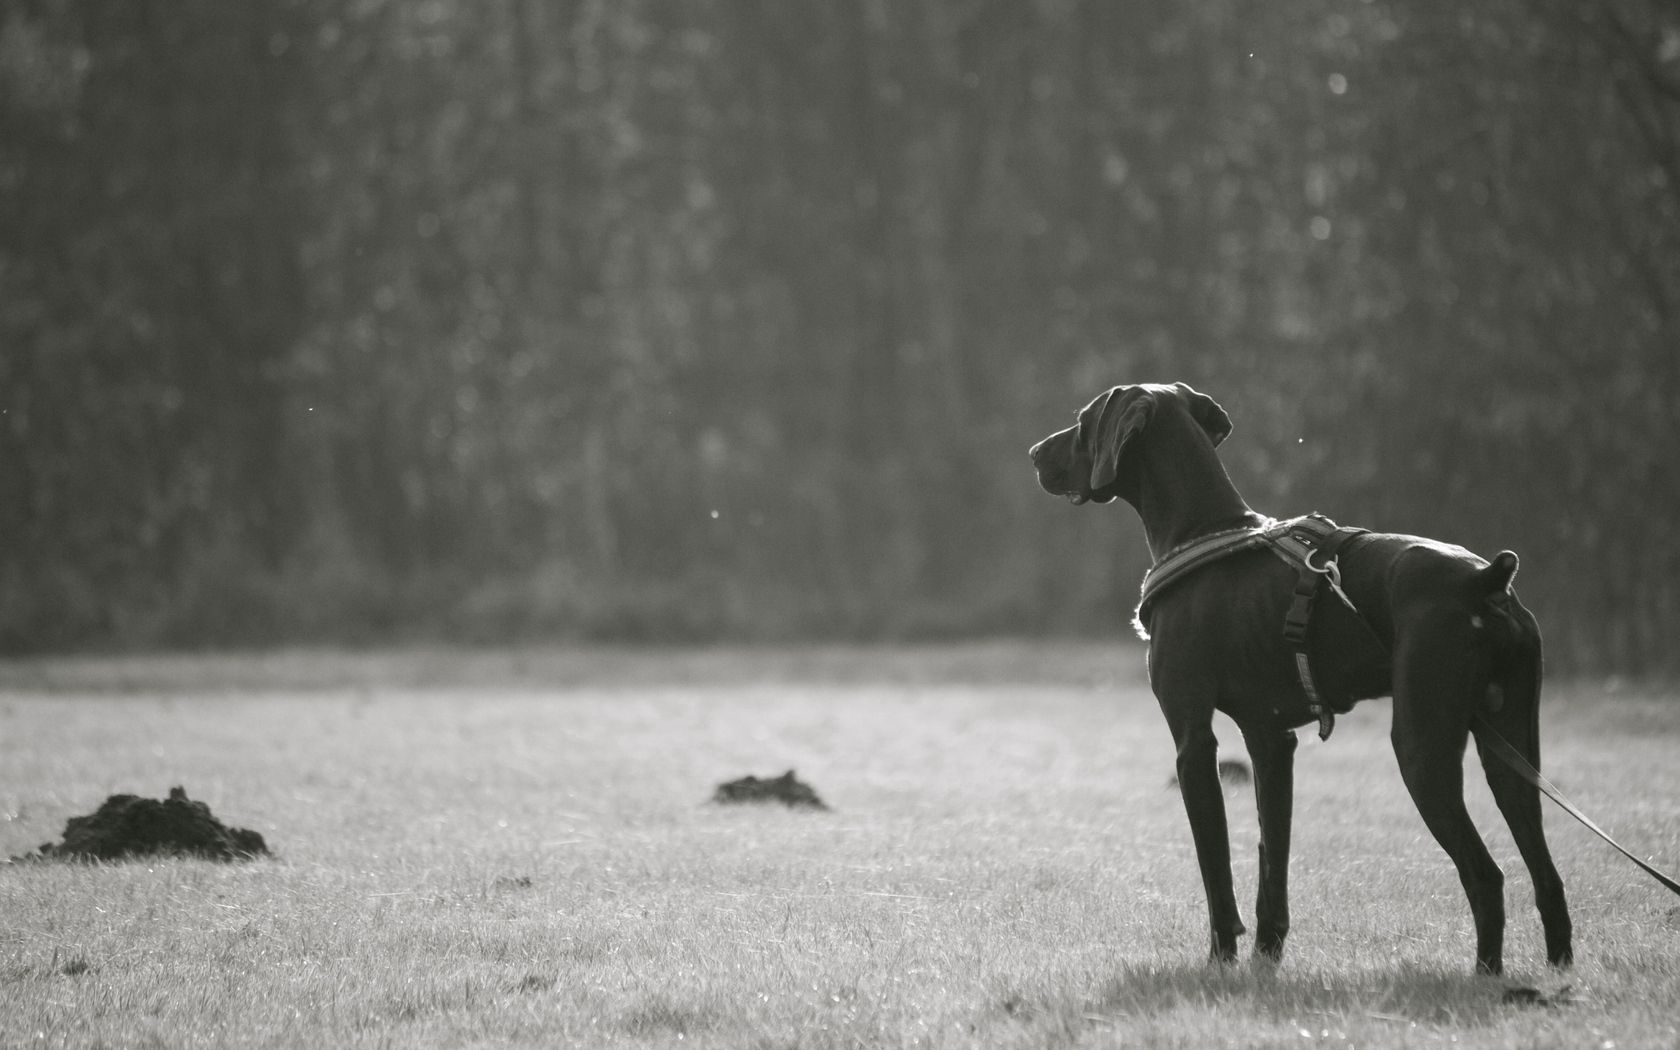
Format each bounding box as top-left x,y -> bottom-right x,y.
1127,406 -> 1263,563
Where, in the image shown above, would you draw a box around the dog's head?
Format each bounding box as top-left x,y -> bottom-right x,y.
1027,382 -> 1232,505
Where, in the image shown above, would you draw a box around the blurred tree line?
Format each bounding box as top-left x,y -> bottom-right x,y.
1,0 -> 1676,672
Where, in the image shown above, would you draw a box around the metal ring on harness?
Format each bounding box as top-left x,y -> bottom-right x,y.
1304,551 -> 1358,612
1305,547 -> 1340,577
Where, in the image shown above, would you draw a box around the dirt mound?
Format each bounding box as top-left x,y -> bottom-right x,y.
1166,758 -> 1251,789
15,786 -> 269,862
712,769 -> 828,810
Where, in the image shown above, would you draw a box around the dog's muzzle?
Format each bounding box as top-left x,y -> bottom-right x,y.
1030,428 -> 1087,502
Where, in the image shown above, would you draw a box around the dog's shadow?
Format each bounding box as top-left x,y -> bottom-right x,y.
1080,960 -> 1543,1029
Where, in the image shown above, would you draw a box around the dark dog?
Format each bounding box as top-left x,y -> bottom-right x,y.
1029,382 -> 1571,975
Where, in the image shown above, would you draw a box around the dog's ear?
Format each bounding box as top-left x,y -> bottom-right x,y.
1175,383 -> 1233,447
1086,386 -> 1157,492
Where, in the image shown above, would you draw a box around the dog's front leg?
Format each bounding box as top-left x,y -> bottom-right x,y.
1167,711 -> 1245,963
1242,722 -> 1298,962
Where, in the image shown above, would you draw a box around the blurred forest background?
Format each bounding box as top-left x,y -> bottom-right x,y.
2,0 -> 1677,673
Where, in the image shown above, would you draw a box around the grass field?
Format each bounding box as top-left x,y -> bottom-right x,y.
2,643 -> 1678,1049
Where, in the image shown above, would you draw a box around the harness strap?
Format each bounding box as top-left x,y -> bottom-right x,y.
1274,518 -> 1371,740
1140,525 -> 1273,614
1134,513 -> 1374,740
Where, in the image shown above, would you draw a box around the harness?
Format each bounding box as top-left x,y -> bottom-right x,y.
1133,513 -> 1374,741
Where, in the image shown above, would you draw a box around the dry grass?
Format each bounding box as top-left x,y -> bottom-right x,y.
1,643 -> 1677,1049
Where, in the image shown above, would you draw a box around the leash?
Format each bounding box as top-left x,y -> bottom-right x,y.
1473,720 -> 1680,896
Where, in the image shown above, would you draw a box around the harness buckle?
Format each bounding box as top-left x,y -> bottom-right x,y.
1283,573 -> 1316,646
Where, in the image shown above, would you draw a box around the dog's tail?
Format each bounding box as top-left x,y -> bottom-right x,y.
1478,550 -> 1520,597
1471,551 -> 1540,727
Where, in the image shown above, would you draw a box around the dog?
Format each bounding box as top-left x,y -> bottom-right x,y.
1028,382 -> 1571,975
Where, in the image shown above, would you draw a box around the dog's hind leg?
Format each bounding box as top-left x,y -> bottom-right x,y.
1471,716 -> 1571,967
1470,592 -> 1572,967
1392,622 -> 1508,975
1158,681 -> 1245,964
1242,722 -> 1298,962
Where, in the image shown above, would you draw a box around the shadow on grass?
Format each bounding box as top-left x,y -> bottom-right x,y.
1087,960 -> 1522,1028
